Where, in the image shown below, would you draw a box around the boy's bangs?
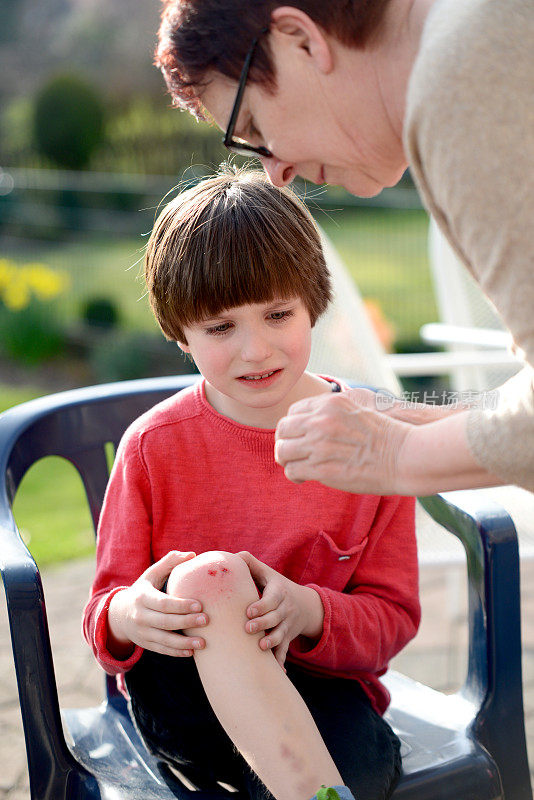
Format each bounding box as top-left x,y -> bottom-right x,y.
145,169 -> 331,341
179,201 -> 315,325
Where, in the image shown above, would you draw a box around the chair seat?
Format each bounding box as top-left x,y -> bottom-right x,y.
63,703 -> 247,799
384,672 -> 502,799
62,670 -> 502,800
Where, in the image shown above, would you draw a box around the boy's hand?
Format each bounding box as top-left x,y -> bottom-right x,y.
238,551 -> 324,668
107,550 -> 209,658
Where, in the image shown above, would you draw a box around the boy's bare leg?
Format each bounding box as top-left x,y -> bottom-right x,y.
167,551 -> 343,800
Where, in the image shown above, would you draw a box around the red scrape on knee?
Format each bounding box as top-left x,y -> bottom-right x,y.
207,567 -> 230,576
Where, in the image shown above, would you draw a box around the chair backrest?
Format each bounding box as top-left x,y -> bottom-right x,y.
2,376 -> 198,532
0,376 -> 199,731
309,230 -> 401,393
428,218 -> 521,391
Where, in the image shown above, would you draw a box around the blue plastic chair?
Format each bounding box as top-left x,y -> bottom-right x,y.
0,376 -> 531,800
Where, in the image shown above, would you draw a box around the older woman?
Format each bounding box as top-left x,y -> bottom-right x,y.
155,0 -> 533,496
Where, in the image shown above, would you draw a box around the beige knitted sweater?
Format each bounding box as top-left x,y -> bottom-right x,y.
405,0 -> 534,490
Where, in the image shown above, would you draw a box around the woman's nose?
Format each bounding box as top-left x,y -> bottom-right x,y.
261,156 -> 296,188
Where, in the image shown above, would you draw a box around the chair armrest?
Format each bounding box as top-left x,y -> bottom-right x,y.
419,491 -> 529,796
0,517 -> 78,780
386,350 -> 518,377
0,432 -> 81,794
420,323 -> 513,350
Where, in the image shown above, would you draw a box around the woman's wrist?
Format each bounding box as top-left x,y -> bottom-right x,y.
395,410 -> 502,495
385,399 -> 465,425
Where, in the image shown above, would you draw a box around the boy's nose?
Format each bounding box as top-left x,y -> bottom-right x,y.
240,330 -> 273,363
261,156 -> 295,188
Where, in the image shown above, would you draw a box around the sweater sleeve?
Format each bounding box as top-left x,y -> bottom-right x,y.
405,0 -> 534,489
288,496 -> 420,674
82,427 -> 152,674
466,367 -> 534,491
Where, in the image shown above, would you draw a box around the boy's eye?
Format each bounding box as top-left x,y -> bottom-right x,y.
206,322 -> 233,335
269,310 -> 294,322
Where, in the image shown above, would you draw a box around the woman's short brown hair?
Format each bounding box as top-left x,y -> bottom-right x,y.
145,166 -> 332,343
156,0 -> 392,117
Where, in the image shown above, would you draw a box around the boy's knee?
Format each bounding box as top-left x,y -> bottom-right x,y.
167,550 -> 255,606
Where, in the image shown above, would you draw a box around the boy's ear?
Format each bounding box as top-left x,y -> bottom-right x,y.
270,6 -> 333,74
177,340 -> 191,354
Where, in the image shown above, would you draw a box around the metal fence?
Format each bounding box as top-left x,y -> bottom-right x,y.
0,166 -> 424,237
0,167 -> 436,384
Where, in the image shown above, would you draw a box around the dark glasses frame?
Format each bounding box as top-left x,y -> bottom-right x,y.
223,27 -> 273,159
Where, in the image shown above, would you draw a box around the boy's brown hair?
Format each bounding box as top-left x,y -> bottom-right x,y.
145,166 -> 332,343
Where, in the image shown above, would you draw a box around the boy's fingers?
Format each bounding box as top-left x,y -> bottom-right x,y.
159,612 -> 208,631
247,579 -> 284,617
238,551 -> 271,586
246,607 -> 283,634
248,584 -> 284,619
145,644 -> 194,657
149,630 -> 205,652
259,622 -> 287,649
237,550 -> 256,569
247,596 -> 274,619
144,550 -> 196,588
145,590 -> 202,615
274,643 -> 289,669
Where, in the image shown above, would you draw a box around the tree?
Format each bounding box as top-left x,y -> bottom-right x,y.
32,73 -> 105,169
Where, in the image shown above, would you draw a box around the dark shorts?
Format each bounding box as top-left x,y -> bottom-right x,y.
125,652 -> 402,800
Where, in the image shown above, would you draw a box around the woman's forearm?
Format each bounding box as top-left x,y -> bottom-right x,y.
396,410 -> 503,495
275,389 -> 505,496
384,398 -> 467,425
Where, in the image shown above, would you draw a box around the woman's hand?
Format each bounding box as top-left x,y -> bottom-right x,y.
275,387 -> 496,495
274,389 -> 412,495
107,550 -> 209,658
238,551 -> 324,668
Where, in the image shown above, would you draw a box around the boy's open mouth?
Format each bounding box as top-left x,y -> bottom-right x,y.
238,369 -> 282,383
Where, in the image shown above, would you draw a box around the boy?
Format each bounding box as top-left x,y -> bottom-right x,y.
83,168 -> 420,800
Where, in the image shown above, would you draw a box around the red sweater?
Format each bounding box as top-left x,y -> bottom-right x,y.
83,379 -> 420,714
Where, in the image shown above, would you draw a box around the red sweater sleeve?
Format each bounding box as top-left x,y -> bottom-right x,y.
288,495 -> 420,675
82,428 -> 151,674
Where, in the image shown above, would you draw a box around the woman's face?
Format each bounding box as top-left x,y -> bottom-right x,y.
200,25 -> 408,197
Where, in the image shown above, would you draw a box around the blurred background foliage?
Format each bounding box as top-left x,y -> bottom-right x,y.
0,0 -> 441,563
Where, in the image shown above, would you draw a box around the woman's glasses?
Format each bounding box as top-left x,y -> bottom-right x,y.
223,28 -> 273,159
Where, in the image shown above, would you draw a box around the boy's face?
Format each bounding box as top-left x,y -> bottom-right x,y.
179,297 -> 313,427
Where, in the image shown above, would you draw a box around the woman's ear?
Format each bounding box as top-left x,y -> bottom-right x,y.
270,6 -> 333,74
